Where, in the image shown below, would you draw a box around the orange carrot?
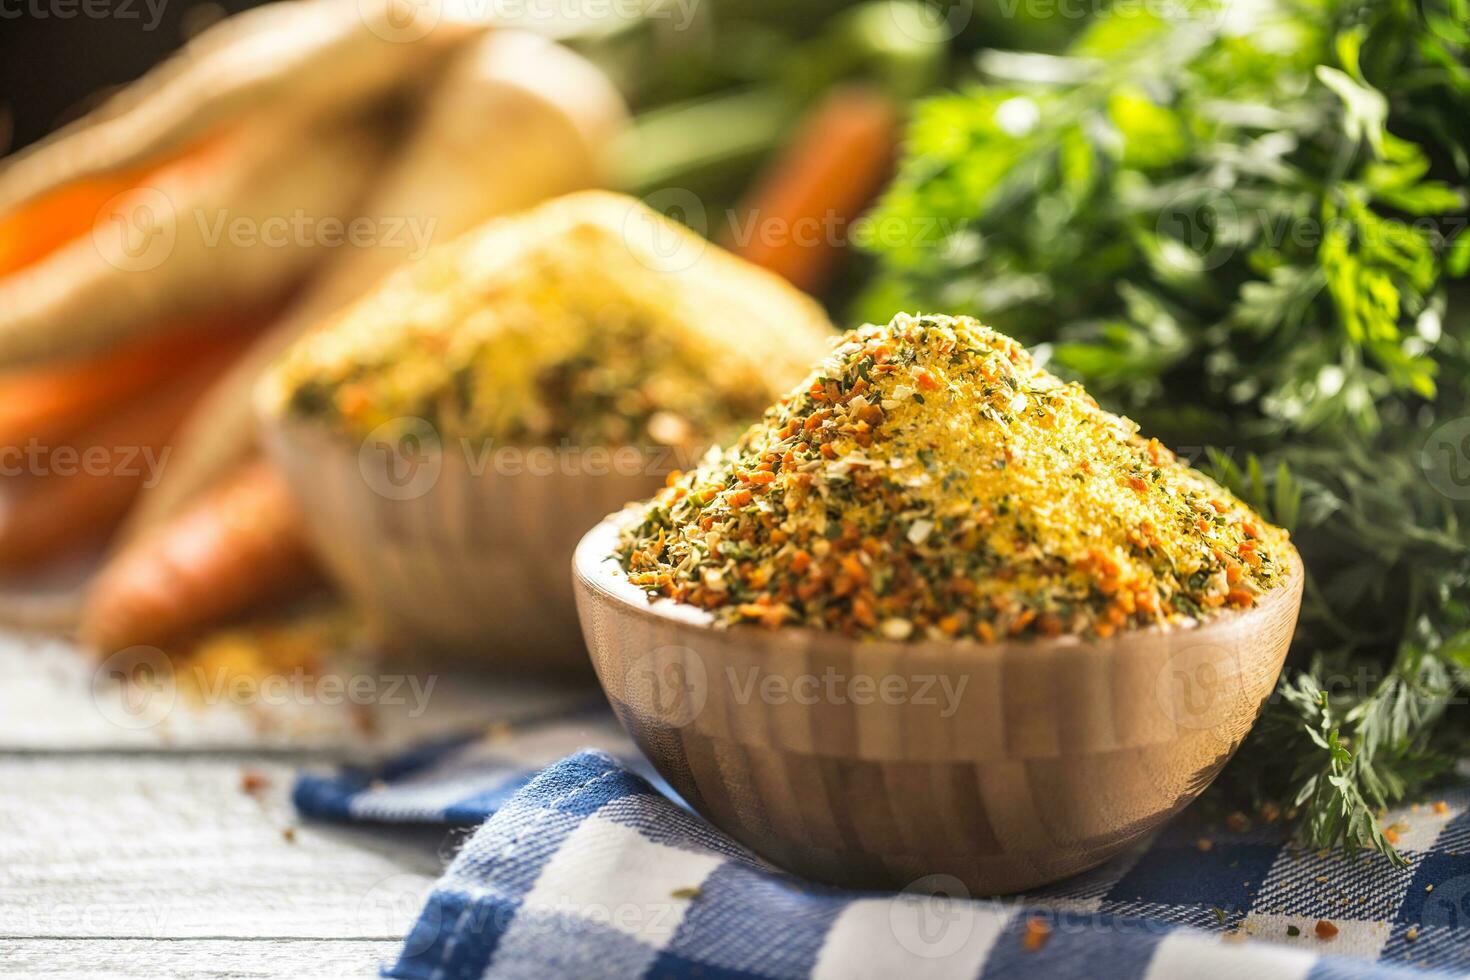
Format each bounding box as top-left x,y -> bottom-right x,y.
0,336 -> 244,570
0,134 -> 226,278
0,323 -> 255,451
78,461 -> 319,656
0,175 -> 143,278
723,85 -> 899,295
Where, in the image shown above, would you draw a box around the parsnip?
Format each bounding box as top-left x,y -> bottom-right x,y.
0,0 -> 481,218
0,115 -> 392,368
130,31 -> 626,528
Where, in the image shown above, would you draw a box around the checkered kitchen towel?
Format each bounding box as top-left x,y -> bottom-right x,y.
296,714 -> 1470,979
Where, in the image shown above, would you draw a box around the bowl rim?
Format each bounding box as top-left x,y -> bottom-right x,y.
573,509 -> 1304,665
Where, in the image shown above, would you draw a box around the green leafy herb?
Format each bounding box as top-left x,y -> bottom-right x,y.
862,0 -> 1470,861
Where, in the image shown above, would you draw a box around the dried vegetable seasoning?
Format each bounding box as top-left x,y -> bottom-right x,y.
619,313 -> 1292,642
263,191 -> 833,453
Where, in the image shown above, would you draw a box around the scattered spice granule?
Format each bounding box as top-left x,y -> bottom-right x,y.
617,314 -> 1291,640
173,602 -> 360,707
240,770 -> 270,795
1406,927 -> 1419,942
1384,827 -> 1401,845
1315,920 -> 1339,940
670,887 -> 702,900
1258,801 -> 1281,824
484,721 -> 516,743
1196,838 -> 1214,852
267,192 -> 831,454
1426,884 -> 1435,893
1022,917 -> 1052,952
281,827 -> 297,843
1434,801 -> 1449,814
1287,925 -> 1301,938
1225,812 -> 1252,833
351,703 -> 380,739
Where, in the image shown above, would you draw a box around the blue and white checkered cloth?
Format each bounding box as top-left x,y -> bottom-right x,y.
296,711 -> 1470,979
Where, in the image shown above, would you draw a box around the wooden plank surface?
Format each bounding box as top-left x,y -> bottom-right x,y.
0,630 -> 597,754
0,940 -> 400,978
0,756 -> 445,940
0,627 -> 604,976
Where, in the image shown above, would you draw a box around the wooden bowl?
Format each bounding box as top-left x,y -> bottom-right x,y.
574,515 -> 1303,895
261,416 -> 667,671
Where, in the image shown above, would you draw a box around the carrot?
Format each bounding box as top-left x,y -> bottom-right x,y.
0,322 -> 254,451
0,128 -> 243,280
0,175 -> 140,277
0,335 -> 245,570
723,85 -> 899,295
78,460 -> 318,656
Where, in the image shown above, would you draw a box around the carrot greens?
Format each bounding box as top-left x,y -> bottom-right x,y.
860,0 -> 1470,861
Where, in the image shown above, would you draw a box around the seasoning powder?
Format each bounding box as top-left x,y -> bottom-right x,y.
618,314 -> 1291,641
265,192 -> 832,452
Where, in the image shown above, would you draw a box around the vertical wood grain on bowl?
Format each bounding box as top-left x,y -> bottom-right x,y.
262,417 -> 666,670
573,516 -> 1303,895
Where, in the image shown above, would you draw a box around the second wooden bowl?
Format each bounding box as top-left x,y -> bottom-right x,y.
262,416 -> 666,670
574,515 -> 1303,895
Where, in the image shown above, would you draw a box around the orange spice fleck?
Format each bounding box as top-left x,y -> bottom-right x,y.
1022,918 -> 1052,952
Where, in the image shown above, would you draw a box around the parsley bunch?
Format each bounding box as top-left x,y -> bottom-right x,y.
860,0 -> 1470,861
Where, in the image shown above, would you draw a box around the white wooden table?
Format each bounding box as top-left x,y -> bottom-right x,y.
0,630 -> 600,978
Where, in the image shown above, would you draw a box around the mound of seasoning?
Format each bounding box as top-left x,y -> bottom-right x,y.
263,192 -> 833,452
618,313 -> 1292,641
